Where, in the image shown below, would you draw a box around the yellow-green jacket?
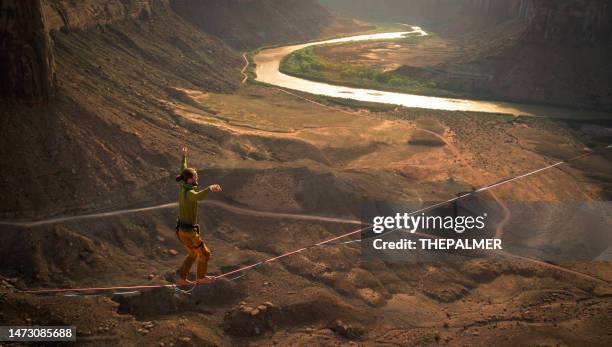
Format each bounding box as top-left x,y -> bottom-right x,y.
177,154 -> 210,226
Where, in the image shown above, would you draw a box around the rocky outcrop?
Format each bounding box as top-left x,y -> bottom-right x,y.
113,280 -> 244,318
170,0 -> 335,49
0,0 -> 55,102
223,301 -> 281,337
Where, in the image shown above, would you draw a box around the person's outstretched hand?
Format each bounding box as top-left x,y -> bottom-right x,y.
208,184 -> 222,192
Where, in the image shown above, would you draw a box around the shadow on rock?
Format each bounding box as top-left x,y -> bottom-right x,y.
223,293 -> 369,338
113,279 -> 245,318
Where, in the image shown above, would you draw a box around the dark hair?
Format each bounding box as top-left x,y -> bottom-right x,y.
176,168 -> 197,183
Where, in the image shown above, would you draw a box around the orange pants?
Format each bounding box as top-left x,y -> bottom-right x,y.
177,228 -> 211,280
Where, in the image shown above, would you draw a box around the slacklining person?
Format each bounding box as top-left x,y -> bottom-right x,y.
175,147 -> 222,285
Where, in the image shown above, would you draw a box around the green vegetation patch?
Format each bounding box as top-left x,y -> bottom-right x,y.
280,45 -> 465,99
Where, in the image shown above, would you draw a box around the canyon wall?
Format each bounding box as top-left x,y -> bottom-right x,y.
0,0 -> 169,103
41,0 -> 348,50
320,0 -> 612,43
1,0 -> 340,102
41,0 -> 183,32
42,0 -> 159,32
523,0 -> 612,43
170,0 -> 335,49
0,0 -> 55,102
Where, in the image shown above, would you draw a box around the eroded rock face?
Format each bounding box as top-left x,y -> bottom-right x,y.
522,0 -> 612,43
41,0 -> 161,32
0,0 -> 55,102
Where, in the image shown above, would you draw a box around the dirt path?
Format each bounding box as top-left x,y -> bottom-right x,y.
241,53 -> 249,84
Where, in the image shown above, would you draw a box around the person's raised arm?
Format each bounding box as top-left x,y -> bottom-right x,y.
181,147 -> 188,172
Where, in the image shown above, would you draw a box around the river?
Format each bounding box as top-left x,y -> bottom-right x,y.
254,26 -> 610,119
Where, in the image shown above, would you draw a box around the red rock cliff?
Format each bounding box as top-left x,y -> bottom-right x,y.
0,0 -> 55,102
